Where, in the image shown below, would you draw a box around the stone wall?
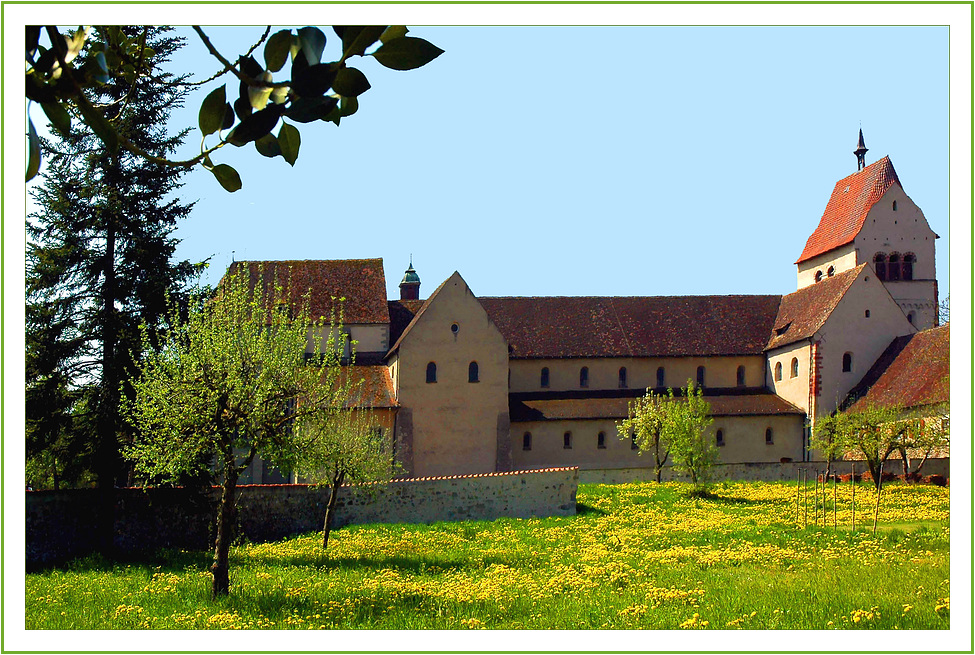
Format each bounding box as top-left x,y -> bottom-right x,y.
578,458 -> 950,485
26,468 -> 578,568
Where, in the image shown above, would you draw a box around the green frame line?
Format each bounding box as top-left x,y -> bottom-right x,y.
8,7 -> 971,654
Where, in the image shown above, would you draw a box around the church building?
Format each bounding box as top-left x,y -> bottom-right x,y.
232,134 -> 944,482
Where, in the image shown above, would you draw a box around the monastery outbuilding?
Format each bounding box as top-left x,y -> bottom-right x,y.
232,134 -> 947,483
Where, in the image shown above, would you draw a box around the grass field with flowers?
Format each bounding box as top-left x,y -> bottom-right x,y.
26,480 -> 949,630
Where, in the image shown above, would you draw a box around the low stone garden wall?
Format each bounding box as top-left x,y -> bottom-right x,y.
26,467 -> 579,568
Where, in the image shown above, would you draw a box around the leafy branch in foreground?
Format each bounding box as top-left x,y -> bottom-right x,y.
26,25 -> 444,191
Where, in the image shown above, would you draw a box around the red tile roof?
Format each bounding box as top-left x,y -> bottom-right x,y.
847,324 -> 949,412
796,157 -> 901,264
340,365 -> 397,409
766,265 -> 862,351
226,259 -> 390,325
510,393 -> 803,422
478,295 -> 781,359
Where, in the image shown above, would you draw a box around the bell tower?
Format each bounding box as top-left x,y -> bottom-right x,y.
399,257 -> 421,300
854,128 -> 868,171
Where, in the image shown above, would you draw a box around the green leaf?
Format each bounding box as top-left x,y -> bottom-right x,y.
255,133 -> 282,158
199,85 -> 227,136
297,27 -> 326,66
373,37 -> 443,71
291,63 -> 337,99
278,123 -> 300,166
26,117 -> 41,181
227,104 -> 284,146
284,95 -> 337,123
380,26 -> 408,44
340,95 -> 358,118
41,101 -> 71,136
265,29 -> 293,72
332,67 -> 370,97
211,163 -> 242,192
338,26 -> 386,58
222,103 -> 236,130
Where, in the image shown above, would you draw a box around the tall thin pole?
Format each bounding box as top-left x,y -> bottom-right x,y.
832,474 -> 837,529
803,469 -> 808,528
851,463 -> 856,533
873,461 -> 884,535
796,469 -> 801,527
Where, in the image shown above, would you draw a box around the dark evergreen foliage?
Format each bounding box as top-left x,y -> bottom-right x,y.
27,27 -> 200,490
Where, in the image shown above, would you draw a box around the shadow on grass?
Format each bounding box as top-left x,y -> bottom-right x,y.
575,502 -> 608,517
32,547 -> 213,575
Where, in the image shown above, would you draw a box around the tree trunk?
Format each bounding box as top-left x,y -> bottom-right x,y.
322,470 -> 346,550
211,457 -> 239,597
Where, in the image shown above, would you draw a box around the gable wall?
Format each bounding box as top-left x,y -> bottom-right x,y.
766,341 -> 813,415
814,267 -> 915,417
392,274 -> 510,477
797,244 -> 858,289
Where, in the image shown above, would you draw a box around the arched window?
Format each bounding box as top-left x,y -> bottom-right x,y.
540,367 -> 550,388
842,352 -> 853,373
579,367 -> 589,388
774,362 -> 783,381
597,431 -> 606,449
736,365 -> 746,387
790,357 -> 799,378
618,367 -> 628,389
765,428 -> 774,444
907,311 -> 915,325
902,253 -> 915,281
888,253 -> 901,281
716,429 -> 725,447
865,309 -> 871,318
827,266 -> 835,277
522,432 -> 532,451
815,270 -> 823,283
696,366 -> 705,387
563,431 -> 572,449
656,367 -> 665,388
426,362 -> 437,383
468,361 -> 479,383
874,253 -> 887,281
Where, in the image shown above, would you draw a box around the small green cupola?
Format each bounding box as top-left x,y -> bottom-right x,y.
399,257 -> 421,300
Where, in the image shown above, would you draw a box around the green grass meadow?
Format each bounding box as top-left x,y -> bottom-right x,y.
25,480 -> 949,631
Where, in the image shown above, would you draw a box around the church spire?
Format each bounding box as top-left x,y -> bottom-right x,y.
854,128 -> 868,171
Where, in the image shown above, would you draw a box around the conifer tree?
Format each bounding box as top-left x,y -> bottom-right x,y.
26,26 -> 198,490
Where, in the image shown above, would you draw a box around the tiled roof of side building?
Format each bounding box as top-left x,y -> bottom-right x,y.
765,265 -> 863,351
510,393 -> 804,422
227,259 -> 390,325
327,365 -> 398,409
479,295 -> 782,359
846,324 -> 949,412
796,156 -> 900,264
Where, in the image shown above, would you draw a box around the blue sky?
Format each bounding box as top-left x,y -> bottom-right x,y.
163,24 -> 951,302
